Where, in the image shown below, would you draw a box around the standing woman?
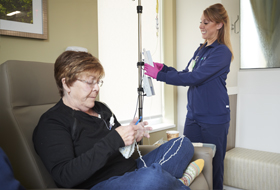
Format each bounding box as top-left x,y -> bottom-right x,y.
144,3 -> 233,190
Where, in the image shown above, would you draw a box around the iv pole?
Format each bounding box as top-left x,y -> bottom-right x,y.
136,0 -> 144,144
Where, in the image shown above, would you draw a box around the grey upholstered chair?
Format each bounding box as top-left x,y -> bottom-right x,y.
0,60 -> 213,190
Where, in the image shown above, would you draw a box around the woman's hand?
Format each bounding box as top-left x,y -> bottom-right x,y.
115,124 -> 138,146
130,117 -> 153,142
115,118 -> 153,145
153,62 -> 164,70
144,62 -> 163,79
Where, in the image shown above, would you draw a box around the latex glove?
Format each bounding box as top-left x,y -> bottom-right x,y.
144,63 -> 162,79
153,62 -> 164,70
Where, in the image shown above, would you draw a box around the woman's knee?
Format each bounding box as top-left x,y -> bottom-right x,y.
137,163 -> 181,188
182,136 -> 194,154
171,136 -> 194,157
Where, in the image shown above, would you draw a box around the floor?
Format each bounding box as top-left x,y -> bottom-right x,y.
223,185 -> 243,190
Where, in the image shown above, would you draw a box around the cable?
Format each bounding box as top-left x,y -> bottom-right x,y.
133,94 -> 139,120
152,0 -> 159,56
156,0 -> 159,37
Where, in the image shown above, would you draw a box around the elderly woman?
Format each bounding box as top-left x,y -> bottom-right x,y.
33,51 -> 196,190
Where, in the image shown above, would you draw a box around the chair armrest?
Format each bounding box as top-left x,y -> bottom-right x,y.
190,147 -> 213,190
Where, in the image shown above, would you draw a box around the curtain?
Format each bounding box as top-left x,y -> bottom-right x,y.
250,0 -> 280,67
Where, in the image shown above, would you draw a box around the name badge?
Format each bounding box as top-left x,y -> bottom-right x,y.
189,59 -> 196,72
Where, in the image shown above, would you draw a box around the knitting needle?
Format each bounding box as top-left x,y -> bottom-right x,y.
135,116 -> 142,125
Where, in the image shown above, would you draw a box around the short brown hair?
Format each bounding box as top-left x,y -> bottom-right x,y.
54,51 -> 105,97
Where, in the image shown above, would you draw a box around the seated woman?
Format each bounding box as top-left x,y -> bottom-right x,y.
33,50 -> 195,190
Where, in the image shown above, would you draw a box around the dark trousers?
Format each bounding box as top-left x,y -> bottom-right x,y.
183,118 -> 229,190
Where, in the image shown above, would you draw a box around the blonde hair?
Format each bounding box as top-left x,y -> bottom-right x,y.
203,3 -> 234,61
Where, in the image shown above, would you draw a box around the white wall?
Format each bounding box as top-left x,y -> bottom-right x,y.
176,0 -> 239,134
236,69 -> 280,153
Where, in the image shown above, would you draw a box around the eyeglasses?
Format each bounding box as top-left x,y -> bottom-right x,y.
77,79 -> 103,88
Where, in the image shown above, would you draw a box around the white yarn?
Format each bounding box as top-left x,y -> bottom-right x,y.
158,135 -> 184,165
119,140 -> 136,159
136,143 -> 147,168
137,135 -> 185,168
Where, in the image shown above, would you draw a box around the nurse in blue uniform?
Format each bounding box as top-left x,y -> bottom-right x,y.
144,3 -> 234,190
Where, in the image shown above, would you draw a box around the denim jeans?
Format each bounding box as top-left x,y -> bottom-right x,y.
91,136 -> 194,190
0,148 -> 26,190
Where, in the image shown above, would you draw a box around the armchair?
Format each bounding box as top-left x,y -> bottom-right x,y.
0,60 -> 213,190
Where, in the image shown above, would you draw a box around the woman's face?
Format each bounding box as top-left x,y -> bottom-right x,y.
199,14 -> 221,44
63,71 -> 101,113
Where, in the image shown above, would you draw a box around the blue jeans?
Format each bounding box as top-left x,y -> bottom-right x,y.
91,136 -> 194,190
184,118 -> 229,190
0,148 -> 25,190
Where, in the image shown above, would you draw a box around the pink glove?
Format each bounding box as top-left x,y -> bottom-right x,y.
153,62 -> 164,70
144,62 -> 163,79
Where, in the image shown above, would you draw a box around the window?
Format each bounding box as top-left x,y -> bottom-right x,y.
240,0 -> 280,69
98,0 -> 163,124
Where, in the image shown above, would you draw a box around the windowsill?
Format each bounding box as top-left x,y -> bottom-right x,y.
120,119 -> 176,133
148,123 -> 176,133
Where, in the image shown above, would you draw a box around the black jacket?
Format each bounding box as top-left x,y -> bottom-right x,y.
33,99 -> 136,188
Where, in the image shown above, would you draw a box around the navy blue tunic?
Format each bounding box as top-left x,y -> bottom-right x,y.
157,40 -> 232,124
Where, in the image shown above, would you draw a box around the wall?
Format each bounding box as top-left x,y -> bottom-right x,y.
236,69 -> 280,153
176,0 -> 240,134
162,0 -> 177,125
0,0 -> 98,64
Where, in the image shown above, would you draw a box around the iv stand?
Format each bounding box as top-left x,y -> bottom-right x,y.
136,0 -> 144,144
